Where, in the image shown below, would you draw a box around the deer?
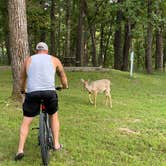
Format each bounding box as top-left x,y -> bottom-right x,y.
81,79 -> 112,108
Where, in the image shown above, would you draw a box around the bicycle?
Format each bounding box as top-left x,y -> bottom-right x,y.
38,86 -> 62,166
27,87 -> 62,166
21,87 -> 62,165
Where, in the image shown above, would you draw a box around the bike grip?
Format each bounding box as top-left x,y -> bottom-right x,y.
56,86 -> 62,90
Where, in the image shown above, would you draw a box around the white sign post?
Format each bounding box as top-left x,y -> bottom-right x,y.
130,51 -> 134,77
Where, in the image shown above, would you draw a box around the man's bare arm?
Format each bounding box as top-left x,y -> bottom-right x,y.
55,58 -> 68,89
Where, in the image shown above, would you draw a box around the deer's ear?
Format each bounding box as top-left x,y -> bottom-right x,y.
80,78 -> 84,83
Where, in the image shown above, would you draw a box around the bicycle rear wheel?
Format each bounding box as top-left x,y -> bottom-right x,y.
47,118 -> 54,149
39,112 -> 49,166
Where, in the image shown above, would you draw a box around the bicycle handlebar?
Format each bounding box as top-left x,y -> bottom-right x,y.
55,86 -> 63,91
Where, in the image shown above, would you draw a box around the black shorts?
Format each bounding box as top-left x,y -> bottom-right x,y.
23,90 -> 58,117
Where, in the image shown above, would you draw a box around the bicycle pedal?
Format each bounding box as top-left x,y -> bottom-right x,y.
32,127 -> 39,130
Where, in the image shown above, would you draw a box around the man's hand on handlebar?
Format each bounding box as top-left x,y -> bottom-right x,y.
56,85 -> 68,91
56,86 -> 62,91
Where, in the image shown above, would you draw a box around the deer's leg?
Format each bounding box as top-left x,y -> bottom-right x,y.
105,95 -> 108,106
109,94 -> 112,108
93,92 -> 97,108
105,90 -> 109,106
89,93 -> 93,104
105,90 -> 112,108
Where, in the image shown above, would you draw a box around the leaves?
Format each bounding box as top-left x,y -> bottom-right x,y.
0,0 -> 165,70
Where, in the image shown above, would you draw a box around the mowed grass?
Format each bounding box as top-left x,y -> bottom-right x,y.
0,68 -> 166,166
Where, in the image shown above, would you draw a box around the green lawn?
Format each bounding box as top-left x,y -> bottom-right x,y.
0,69 -> 166,166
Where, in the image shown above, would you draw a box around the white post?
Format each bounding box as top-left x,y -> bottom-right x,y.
130,51 -> 134,77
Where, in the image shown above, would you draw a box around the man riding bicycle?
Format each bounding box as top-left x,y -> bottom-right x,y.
15,42 -> 68,160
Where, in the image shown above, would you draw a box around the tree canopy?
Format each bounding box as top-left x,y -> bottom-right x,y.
0,0 -> 165,72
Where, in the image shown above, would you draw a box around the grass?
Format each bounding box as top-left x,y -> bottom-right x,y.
0,69 -> 166,166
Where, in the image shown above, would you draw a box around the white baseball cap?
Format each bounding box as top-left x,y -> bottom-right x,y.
36,42 -> 48,50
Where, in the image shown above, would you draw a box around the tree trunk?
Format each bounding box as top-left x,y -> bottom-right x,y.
8,0 -> 29,100
83,33 -> 88,66
99,23 -> 104,66
163,41 -> 166,71
89,25 -> 97,66
75,0 -> 84,66
114,0 -> 123,70
155,29 -> 163,71
28,31 -> 33,55
34,28 -> 38,50
83,0 -> 97,66
103,24 -> 112,68
50,0 -> 56,55
65,0 -> 71,57
40,28 -> 46,42
57,2 -> 61,57
1,43 -> 5,58
145,0 -> 153,74
122,20 -> 132,71
2,1 -> 11,65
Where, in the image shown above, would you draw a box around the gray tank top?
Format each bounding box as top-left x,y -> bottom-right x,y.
27,54 -> 56,93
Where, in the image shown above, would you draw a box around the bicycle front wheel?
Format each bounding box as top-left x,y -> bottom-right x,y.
39,112 -> 49,166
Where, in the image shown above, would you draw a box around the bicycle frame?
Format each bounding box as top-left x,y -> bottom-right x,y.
39,87 -> 62,165
41,103 -> 54,147
39,102 -> 53,166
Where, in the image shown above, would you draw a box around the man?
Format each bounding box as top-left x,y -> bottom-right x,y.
15,42 -> 68,160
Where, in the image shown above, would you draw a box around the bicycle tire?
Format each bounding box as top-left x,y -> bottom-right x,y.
47,118 -> 54,149
39,112 -> 49,166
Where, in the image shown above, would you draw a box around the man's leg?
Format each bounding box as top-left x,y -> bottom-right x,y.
17,116 -> 33,154
49,112 -> 60,149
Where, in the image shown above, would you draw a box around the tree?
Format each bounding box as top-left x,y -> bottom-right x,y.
83,0 -> 97,66
75,0 -> 84,66
145,0 -> 153,74
50,0 -> 56,55
114,0 -> 123,70
122,20 -> 132,71
155,28 -> 163,71
8,0 -> 29,99
99,23 -> 104,66
65,0 -> 71,58
0,0 -> 11,65
2,0 -> 165,72
154,1 -> 165,71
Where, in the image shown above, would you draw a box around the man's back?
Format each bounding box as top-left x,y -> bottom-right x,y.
27,54 -> 55,93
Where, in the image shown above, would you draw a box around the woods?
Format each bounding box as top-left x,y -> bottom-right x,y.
0,0 -> 166,97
